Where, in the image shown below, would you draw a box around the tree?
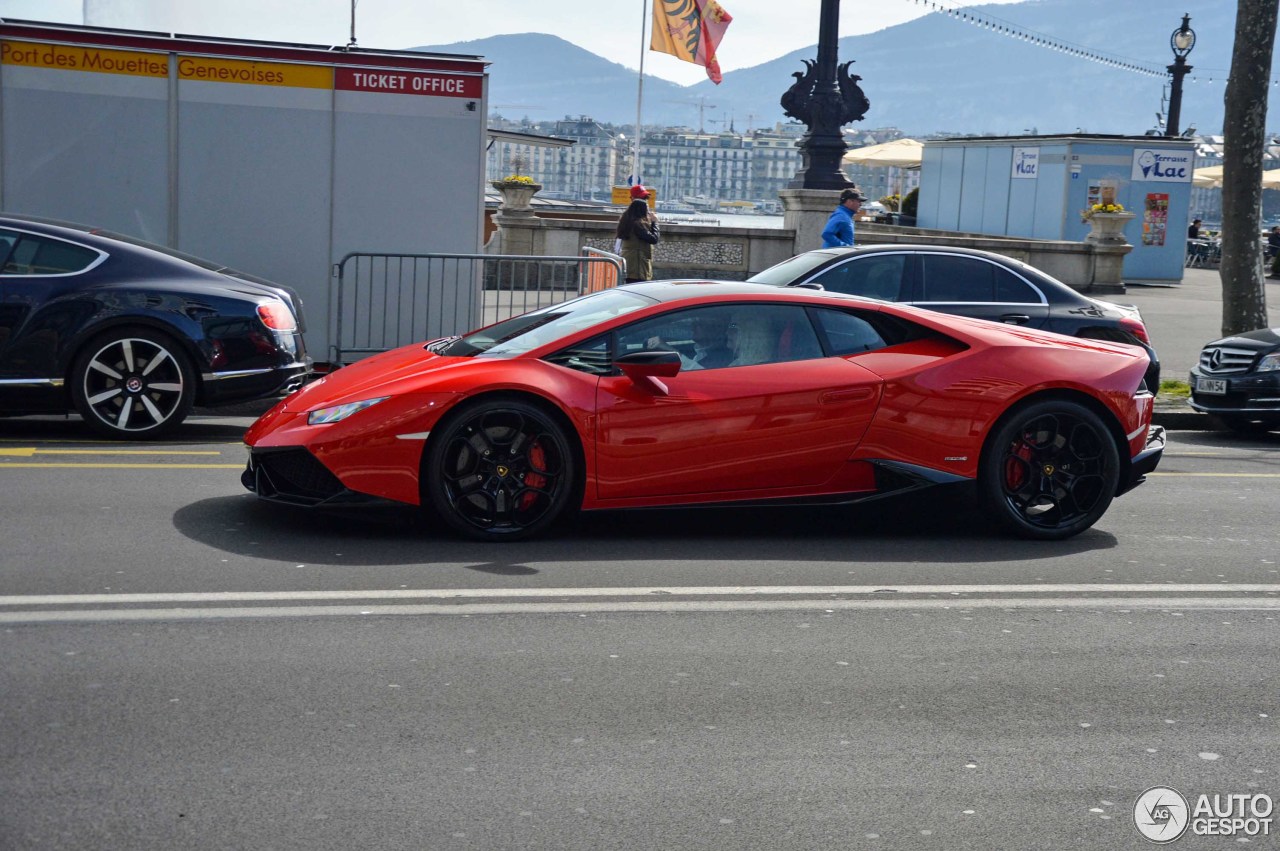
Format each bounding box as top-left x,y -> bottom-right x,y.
1219,0 -> 1279,336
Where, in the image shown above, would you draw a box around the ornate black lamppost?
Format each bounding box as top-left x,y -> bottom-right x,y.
779,0 -> 869,189
1165,13 -> 1195,138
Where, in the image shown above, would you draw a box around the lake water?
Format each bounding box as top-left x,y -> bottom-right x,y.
660,213 -> 786,230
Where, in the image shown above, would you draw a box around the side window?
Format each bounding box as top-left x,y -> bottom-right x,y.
811,308 -> 887,355
0,230 -> 18,269
616,306 -> 738,371
543,334 -> 613,376
993,268 -> 1042,303
0,233 -> 101,276
920,255 -> 995,302
810,254 -> 906,301
615,304 -> 824,371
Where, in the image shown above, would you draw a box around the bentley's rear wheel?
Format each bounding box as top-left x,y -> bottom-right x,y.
70,328 -> 196,439
424,399 -> 576,541
979,400 -> 1119,540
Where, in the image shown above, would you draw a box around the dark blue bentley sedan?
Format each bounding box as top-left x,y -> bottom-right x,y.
0,214 -> 309,438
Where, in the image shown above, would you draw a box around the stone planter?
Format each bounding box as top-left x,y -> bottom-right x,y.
491,180 -> 542,214
1083,211 -> 1134,293
1084,211 -> 1135,245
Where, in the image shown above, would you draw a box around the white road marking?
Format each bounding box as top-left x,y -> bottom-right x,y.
1,598 -> 1279,624
4,584 -> 1278,607
1,585 -> 1279,624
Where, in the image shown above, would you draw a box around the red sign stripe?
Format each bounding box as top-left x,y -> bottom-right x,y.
334,67 -> 481,97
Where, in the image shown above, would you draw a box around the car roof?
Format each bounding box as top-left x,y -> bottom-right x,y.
620,279 -> 882,305
803,243 -> 1043,265
0,212 -> 275,284
782,244 -> 1094,302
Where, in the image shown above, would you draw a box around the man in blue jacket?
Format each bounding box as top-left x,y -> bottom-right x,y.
821,187 -> 867,247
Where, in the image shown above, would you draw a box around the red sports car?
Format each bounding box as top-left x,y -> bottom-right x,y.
242,282 -> 1164,541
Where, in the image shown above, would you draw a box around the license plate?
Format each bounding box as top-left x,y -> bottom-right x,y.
1197,377 -> 1228,395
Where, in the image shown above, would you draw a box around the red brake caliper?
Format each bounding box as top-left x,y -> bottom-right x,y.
519,440 -> 547,510
1004,438 -> 1033,490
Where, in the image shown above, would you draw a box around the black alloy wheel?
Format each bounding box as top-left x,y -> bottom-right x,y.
70,328 -> 196,439
425,398 -> 577,541
979,400 -> 1120,540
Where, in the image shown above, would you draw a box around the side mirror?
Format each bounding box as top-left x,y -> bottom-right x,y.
616,350 -> 681,395
616,350 -> 682,378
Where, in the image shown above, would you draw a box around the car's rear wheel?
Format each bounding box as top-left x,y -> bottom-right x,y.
979,399 -> 1119,540
424,398 -> 577,541
70,328 -> 196,439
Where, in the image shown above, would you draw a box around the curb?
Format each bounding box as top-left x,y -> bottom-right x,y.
1153,403 -> 1215,431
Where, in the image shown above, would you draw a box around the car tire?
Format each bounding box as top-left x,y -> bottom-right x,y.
979,399 -> 1119,540
424,398 -> 577,541
70,327 -> 197,439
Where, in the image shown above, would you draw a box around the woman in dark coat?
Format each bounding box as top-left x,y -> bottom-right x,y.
616,189 -> 660,283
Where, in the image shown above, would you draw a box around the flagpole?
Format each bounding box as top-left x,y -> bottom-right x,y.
634,0 -> 647,186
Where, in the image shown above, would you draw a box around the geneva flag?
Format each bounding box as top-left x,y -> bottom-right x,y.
651,0 -> 734,85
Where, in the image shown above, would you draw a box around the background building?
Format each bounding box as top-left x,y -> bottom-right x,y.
486,115 -> 618,203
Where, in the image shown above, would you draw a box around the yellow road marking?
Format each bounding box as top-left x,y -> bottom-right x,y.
1150,472 -> 1280,477
1169,452 -> 1277,457
0,438 -> 246,446
0,447 -> 223,457
0,463 -> 241,469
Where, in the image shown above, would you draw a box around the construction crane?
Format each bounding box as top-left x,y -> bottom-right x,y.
664,96 -> 717,133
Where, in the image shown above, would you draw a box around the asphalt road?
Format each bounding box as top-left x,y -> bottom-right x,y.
1,418 -> 1278,849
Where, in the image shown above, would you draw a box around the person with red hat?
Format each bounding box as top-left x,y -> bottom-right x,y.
616,185 -> 660,282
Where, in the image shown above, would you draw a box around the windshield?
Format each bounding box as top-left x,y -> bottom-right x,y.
747,252 -> 838,286
437,288 -> 656,357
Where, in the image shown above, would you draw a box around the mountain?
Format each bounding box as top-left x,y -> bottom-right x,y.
412,33 -> 692,126
417,0 -> 1276,136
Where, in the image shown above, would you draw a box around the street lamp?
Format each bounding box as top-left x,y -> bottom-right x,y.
778,0 -> 870,189
1165,13 -> 1195,138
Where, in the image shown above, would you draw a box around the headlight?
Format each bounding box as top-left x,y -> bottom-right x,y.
1257,353 -> 1280,372
307,396 -> 389,425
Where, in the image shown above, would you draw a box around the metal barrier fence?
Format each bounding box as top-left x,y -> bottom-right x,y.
330,249 -> 623,364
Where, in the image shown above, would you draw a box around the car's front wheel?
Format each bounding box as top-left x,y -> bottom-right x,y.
424,398 -> 577,541
70,328 -> 196,439
979,399 -> 1120,540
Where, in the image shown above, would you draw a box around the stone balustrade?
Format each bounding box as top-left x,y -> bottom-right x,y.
486,197 -> 1131,294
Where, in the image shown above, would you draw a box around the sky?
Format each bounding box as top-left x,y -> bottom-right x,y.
0,0 -> 1027,86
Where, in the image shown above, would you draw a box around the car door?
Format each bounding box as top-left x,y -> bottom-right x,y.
0,229 -> 105,392
914,253 -> 1051,328
594,303 -> 883,501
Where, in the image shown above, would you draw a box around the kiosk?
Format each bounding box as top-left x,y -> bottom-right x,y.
0,20 -> 489,356
917,135 -> 1196,284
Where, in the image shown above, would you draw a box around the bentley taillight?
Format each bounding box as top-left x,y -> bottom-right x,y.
257,302 -> 297,332
1119,316 -> 1150,345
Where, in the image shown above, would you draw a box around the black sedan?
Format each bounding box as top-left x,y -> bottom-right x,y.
0,214 -> 309,438
747,245 -> 1160,386
1189,328 -> 1280,431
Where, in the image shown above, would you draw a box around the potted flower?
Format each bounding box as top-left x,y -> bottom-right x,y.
1080,202 -> 1134,244
491,169 -> 542,213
